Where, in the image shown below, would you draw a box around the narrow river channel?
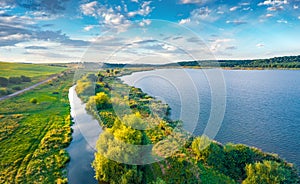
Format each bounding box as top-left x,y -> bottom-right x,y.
66,86 -> 102,184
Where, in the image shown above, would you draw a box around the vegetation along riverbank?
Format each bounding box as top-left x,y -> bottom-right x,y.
75,68 -> 300,184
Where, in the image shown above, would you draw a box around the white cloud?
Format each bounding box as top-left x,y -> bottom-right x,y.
298,16 -> 300,19
128,1 -> 152,17
139,19 -> 151,27
239,2 -> 250,6
256,43 -> 265,48
294,5 -> 299,9
179,18 -> 191,24
258,0 -> 288,6
179,0 -> 210,4
83,25 -> 95,31
131,0 -> 139,2
265,13 -> 274,17
230,6 -> 240,11
277,19 -> 288,23
209,38 -> 233,52
226,20 -> 247,25
80,1 -> 98,16
267,6 -> 284,11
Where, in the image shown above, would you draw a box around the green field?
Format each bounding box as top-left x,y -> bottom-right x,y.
0,71 -> 74,183
0,62 -> 67,78
0,62 -> 68,97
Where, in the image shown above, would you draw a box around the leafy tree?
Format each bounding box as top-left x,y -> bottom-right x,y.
0,77 -> 8,87
20,75 -> 31,82
8,76 -> 22,84
243,160 -> 300,184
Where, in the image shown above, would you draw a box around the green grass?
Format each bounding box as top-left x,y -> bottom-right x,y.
0,71 -> 73,183
0,62 -> 68,97
0,62 -> 66,78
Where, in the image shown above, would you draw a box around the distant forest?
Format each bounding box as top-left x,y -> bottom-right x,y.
102,55 -> 300,68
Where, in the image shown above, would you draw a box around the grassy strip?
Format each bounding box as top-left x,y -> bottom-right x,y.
0,71 -> 74,183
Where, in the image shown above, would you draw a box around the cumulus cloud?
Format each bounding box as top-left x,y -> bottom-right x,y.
80,1 -> 98,16
79,1 -> 152,31
258,0 -> 288,6
127,1 -> 152,17
258,0 -> 288,11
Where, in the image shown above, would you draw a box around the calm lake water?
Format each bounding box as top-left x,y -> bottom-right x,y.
121,69 -> 300,169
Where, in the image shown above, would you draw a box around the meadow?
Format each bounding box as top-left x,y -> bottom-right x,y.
0,67 -> 74,183
0,62 -> 67,96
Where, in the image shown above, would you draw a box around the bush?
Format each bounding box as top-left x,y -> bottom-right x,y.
0,88 -> 8,95
30,98 -> 38,104
12,86 -> 22,90
8,76 -> 22,84
243,160 -> 300,184
0,77 -> 8,87
21,75 -> 31,82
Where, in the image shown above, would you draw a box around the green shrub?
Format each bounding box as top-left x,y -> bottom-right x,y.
0,77 -> 8,87
12,86 -> 22,90
30,98 -> 38,104
20,75 -> 31,82
0,88 -> 8,95
8,76 -> 22,84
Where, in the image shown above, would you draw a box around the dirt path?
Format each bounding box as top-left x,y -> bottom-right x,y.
0,74 -> 63,101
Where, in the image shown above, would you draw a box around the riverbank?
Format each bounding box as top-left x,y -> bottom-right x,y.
74,69 -> 299,183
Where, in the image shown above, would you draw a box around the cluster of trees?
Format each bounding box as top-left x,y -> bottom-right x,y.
0,75 -> 32,95
76,70 -> 300,184
0,75 -> 31,87
192,136 -> 299,183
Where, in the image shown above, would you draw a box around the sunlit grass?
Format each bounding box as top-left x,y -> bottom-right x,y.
0,71 -> 73,183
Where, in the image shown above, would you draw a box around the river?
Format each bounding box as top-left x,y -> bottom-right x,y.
66,86 -> 102,184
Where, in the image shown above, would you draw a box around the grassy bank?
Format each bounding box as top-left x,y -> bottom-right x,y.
0,70 -> 74,183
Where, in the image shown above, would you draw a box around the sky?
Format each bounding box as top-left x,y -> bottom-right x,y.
0,0 -> 300,63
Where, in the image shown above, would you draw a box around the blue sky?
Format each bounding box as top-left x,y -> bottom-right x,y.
0,0 -> 300,63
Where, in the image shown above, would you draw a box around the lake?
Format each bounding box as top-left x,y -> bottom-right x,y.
121,69 -> 300,169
